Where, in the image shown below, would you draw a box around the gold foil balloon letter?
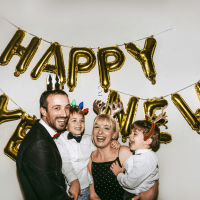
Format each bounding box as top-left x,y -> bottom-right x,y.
195,81 -> 200,101
67,47 -> 96,92
143,97 -> 171,144
98,46 -> 125,93
0,94 -> 25,124
4,115 -> 37,161
0,29 -> 40,76
31,42 -> 66,87
171,93 -> 200,132
143,97 -> 168,127
125,37 -> 157,84
105,89 -> 139,142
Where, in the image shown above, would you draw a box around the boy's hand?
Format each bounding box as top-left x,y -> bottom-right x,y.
69,179 -> 82,200
111,140 -> 121,149
110,161 -> 124,176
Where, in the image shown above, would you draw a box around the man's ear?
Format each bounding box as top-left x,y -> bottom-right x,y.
40,107 -> 47,117
145,137 -> 152,145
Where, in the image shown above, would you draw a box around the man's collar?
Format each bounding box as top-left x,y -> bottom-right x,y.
39,119 -> 57,137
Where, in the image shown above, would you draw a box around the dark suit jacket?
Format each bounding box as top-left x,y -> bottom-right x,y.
16,120 -> 70,200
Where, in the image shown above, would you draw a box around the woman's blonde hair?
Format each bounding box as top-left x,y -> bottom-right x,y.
93,114 -> 119,140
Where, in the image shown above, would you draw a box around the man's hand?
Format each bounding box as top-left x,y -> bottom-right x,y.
111,140 -> 121,149
110,161 -> 124,176
69,179 -> 82,200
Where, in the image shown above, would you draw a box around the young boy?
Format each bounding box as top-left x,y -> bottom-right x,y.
110,120 -> 160,200
56,106 -> 120,200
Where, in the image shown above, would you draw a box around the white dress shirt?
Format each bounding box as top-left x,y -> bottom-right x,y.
56,131 -> 96,192
117,149 -> 159,195
39,119 -> 57,137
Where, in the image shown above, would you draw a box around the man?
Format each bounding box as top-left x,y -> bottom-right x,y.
16,90 -> 80,200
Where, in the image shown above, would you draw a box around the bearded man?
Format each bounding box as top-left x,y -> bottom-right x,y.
16,90 -> 73,200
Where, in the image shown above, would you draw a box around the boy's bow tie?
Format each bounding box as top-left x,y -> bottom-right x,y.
67,132 -> 82,143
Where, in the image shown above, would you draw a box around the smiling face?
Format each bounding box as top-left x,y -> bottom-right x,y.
93,116 -> 117,149
129,128 -> 149,151
66,112 -> 85,136
40,94 -> 70,132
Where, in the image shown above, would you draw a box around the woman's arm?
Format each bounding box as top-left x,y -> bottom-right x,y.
119,146 -> 132,165
89,184 -> 101,200
87,157 -> 101,200
133,180 -> 158,200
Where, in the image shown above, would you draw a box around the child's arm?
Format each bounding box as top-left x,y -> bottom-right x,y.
118,150 -> 158,189
111,140 -> 121,149
57,140 -> 80,198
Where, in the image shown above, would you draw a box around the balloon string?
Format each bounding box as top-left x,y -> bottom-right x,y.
114,80 -> 197,100
0,81 -> 197,114
163,82 -> 196,98
0,15 -> 172,49
0,88 -> 27,115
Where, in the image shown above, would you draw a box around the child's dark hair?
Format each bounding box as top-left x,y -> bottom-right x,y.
69,106 -> 85,117
131,120 -> 160,149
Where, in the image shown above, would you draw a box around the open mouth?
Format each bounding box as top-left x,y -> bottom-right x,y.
97,137 -> 106,142
57,118 -> 67,125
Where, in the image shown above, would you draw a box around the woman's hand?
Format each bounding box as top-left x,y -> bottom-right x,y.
89,184 -> 101,200
110,161 -> 124,176
132,180 -> 158,200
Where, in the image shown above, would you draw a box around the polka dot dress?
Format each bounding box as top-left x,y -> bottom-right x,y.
92,157 -> 124,200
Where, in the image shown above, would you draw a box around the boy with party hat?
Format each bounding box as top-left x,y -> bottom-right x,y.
56,100 -> 120,200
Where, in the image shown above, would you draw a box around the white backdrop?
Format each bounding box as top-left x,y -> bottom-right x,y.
0,0 -> 200,199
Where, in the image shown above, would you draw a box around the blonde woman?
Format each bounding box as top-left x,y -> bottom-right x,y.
88,114 -> 158,200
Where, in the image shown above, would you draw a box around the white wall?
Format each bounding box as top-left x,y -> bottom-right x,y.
0,0 -> 200,199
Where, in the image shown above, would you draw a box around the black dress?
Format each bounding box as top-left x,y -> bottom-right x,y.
92,153 -> 124,200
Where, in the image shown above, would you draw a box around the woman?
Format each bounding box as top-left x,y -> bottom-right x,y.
88,114 -> 158,200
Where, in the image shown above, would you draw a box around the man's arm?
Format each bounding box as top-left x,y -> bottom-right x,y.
133,181 -> 158,200
22,140 -> 70,200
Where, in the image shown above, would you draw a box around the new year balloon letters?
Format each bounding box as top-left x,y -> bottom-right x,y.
105,89 -> 139,142
98,46 -> 125,93
0,94 -> 25,124
4,115 -> 37,161
0,29 -> 40,76
67,47 -> 96,92
125,37 -> 157,84
31,42 -> 66,87
171,93 -> 200,132
143,97 -> 172,143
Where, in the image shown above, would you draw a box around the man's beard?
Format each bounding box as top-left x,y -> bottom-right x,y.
47,116 -> 69,132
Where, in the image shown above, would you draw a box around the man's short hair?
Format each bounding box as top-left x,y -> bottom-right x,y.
131,120 -> 160,149
40,90 -> 68,111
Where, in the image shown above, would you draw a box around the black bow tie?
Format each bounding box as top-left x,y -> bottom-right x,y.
67,132 -> 82,143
